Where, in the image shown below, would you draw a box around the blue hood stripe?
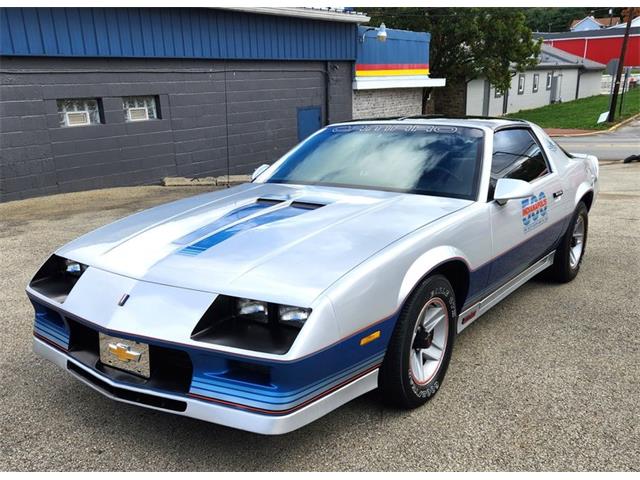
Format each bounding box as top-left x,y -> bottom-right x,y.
173,201 -> 275,246
178,204 -> 310,256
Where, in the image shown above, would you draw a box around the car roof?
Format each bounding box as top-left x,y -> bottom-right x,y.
332,115 -> 530,130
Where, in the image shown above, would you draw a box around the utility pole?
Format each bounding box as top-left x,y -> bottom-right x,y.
608,8 -> 636,122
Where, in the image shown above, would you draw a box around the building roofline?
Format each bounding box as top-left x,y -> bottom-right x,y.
538,43 -> 606,70
536,26 -> 640,40
220,7 -> 370,24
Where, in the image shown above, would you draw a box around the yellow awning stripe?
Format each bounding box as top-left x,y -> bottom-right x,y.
356,69 -> 430,77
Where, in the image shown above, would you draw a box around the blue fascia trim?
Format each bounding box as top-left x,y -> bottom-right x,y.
29,292 -> 396,413
190,353 -> 384,409
187,315 -> 396,411
33,301 -> 70,349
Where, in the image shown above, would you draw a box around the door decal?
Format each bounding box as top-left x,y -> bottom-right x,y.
521,192 -> 548,233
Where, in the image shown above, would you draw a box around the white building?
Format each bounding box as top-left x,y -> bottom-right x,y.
466,44 -> 606,117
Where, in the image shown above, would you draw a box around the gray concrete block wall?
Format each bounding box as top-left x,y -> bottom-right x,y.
352,88 -> 423,119
0,56 -> 352,201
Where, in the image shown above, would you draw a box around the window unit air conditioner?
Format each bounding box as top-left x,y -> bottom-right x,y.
128,107 -> 149,121
65,111 -> 90,127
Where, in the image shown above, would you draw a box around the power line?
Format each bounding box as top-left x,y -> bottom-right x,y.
363,7 -> 621,19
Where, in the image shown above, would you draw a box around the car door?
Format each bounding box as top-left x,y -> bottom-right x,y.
487,127 -> 568,288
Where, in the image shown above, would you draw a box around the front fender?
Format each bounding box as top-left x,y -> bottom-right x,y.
571,154 -> 598,210
574,174 -> 597,211
397,245 -> 470,306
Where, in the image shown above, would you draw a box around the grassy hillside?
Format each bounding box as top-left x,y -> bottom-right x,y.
506,88 -> 640,130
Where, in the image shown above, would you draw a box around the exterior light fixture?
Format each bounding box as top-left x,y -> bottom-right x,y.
361,23 -> 387,43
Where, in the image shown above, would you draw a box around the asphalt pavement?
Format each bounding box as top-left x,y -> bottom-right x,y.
552,119 -> 640,161
0,165 -> 639,471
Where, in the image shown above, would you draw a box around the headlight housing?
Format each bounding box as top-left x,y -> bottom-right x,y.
191,296 -> 312,354
29,255 -> 88,303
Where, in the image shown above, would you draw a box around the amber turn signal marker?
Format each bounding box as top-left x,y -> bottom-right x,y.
359,330 -> 381,346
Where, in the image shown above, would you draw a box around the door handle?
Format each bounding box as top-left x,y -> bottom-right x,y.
553,190 -> 563,199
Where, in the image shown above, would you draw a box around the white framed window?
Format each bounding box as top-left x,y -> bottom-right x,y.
533,74 -> 539,93
57,98 -> 101,127
517,74 -> 526,95
546,73 -> 553,90
494,88 -> 503,99
123,96 -> 158,122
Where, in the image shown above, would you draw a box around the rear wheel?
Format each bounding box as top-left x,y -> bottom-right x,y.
548,201 -> 588,283
379,275 -> 457,408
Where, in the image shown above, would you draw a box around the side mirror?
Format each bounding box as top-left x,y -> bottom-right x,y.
494,178 -> 534,206
251,164 -> 270,181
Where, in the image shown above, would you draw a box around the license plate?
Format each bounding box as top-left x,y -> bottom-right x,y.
99,333 -> 151,378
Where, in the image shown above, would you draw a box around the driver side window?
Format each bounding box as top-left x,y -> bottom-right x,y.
488,128 -> 550,200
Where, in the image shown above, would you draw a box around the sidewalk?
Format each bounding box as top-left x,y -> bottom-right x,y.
544,113 -> 640,137
544,128 -> 595,136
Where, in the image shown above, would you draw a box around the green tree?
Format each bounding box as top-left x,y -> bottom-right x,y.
366,8 -> 542,115
522,7 -> 623,32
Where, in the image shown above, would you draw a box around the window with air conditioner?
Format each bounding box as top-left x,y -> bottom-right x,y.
57,99 -> 101,127
123,96 -> 158,122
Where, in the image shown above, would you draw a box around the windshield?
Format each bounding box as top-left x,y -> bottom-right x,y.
265,124 -> 484,200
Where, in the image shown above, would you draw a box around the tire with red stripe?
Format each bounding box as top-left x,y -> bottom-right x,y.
379,274 -> 456,408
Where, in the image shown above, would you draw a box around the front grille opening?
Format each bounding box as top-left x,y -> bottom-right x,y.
224,360 -> 272,386
67,361 -> 187,412
29,255 -> 86,303
147,345 -> 193,393
68,318 -> 98,354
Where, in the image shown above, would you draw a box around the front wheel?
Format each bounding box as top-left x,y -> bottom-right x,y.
379,274 -> 457,408
548,201 -> 589,283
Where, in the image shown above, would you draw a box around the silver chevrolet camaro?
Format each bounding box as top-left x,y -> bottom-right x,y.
27,117 -> 599,434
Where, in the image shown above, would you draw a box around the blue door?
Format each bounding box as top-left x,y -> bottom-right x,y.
297,106 -> 322,142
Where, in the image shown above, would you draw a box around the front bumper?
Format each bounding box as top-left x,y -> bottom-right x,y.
34,336 -> 379,435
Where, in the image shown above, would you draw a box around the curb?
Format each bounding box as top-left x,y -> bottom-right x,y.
549,112 -> 640,137
163,175 -> 251,187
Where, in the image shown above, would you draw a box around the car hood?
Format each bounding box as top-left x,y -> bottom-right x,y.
57,183 -> 471,305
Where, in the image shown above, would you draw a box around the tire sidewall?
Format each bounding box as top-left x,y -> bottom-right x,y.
565,202 -> 589,278
400,275 -> 457,405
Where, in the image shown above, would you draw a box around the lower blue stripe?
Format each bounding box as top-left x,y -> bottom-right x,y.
35,323 -> 68,343
465,214 -> 571,308
190,352 -> 384,407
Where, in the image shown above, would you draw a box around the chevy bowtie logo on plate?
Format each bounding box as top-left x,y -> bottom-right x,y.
108,342 -> 142,362
98,332 -> 151,378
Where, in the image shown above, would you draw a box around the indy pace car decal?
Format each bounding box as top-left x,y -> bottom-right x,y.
521,192 -> 548,233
